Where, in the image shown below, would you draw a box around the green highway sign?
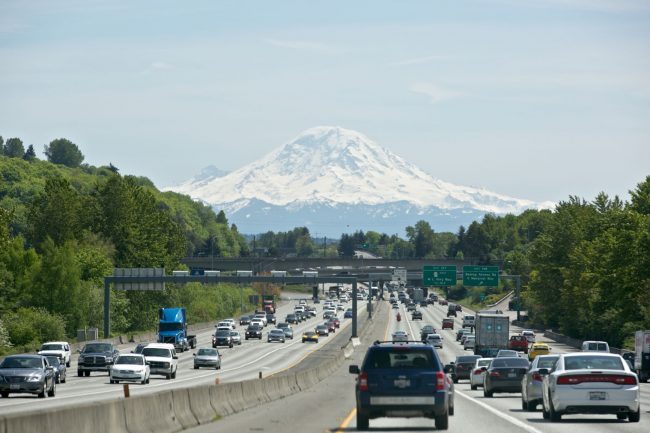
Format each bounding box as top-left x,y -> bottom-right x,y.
463,266 -> 499,287
423,265 -> 456,286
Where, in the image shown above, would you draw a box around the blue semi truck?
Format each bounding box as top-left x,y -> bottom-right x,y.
158,307 -> 197,352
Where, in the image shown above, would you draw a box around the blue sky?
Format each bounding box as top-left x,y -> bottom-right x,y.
1,0 -> 648,203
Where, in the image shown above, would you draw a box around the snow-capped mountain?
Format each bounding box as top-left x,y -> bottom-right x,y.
168,126 -> 553,235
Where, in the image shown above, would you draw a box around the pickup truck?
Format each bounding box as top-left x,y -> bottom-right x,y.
77,342 -> 120,377
508,335 -> 529,353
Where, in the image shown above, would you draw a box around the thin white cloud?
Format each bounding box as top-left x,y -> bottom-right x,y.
265,38 -> 340,54
410,82 -> 462,104
141,61 -> 173,75
393,55 -> 444,66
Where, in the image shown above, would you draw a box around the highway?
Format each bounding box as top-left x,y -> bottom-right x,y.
186,295 -> 650,433
0,290 -> 368,416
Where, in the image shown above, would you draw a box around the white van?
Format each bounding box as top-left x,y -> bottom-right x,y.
462,315 -> 475,328
581,340 -> 610,352
142,343 -> 178,379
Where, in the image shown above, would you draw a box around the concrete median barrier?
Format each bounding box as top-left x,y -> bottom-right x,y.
240,377 -> 272,406
123,390 -> 181,433
209,382 -> 235,416
188,383 -> 218,425
221,381 -> 247,414
2,399 -> 128,433
171,388 -> 199,429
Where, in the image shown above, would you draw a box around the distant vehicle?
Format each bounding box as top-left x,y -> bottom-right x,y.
496,349 -> 519,358
141,343 -> 178,380
344,309 -> 353,318
245,325 -> 263,340
212,329 -> 233,348
131,343 -> 147,354
38,341 -> 72,367
528,343 -> 552,361
110,354 -> 150,384
483,357 -> 529,397
349,341 -> 454,430
45,356 -> 67,384
239,315 -> 251,326
157,307 -> 196,352
262,295 -> 276,314
520,354 -> 559,410
253,313 -> 268,326
411,310 -> 423,320
426,333 -> 443,348
230,331 -> 242,345
267,329 -> 286,343
280,326 -> 294,340
469,357 -> 492,390
217,320 -> 235,330
285,314 -> 298,324
447,304 -> 457,317
266,313 -> 277,325
508,335 -> 529,353
462,315 -> 475,329
450,355 -> 482,383
302,331 -> 319,343
0,355 -> 56,398
474,313 -> 509,357
464,336 -> 476,351
521,330 -> 536,343
193,348 -> 221,370
420,325 -> 436,342
581,340 -> 610,353
541,353 -> 640,422
77,342 -> 120,377
315,325 -> 329,336
442,318 -> 454,330
392,330 -> 409,342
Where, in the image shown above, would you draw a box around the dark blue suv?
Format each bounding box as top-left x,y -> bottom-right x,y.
349,341 -> 454,430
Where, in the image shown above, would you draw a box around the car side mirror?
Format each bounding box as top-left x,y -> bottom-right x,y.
444,364 -> 455,374
538,368 -> 550,375
173,355 -> 178,360
192,353 -> 196,357
480,366 -> 487,372
349,365 -> 360,374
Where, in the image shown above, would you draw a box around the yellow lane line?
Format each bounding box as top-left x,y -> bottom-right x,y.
333,408 -> 356,433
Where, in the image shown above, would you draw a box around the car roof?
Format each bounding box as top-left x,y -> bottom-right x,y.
561,351 -> 618,358
42,341 -> 69,345
144,343 -> 175,349
5,354 -> 44,359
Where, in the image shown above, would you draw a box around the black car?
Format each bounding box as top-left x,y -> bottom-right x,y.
77,342 -> 120,377
483,357 -> 529,397
239,315 -> 251,326
349,341 -> 454,430
245,325 -> 263,340
266,313 -> 276,325
419,300 -> 428,308
406,302 -> 416,312
212,329 -> 233,348
411,310 -> 423,320
285,314 -> 298,324
45,356 -> 67,384
420,325 -> 436,342
0,355 -> 56,398
450,355 -> 482,383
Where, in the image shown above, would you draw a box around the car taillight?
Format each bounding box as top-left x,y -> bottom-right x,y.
489,371 -> 500,377
473,369 -> 484,375
436,371 -> 446,390
557,374 -> 637,385
359,372 -> 369,391
532,372 -> 543,382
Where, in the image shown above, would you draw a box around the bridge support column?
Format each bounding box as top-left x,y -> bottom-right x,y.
352,280 -> 358,338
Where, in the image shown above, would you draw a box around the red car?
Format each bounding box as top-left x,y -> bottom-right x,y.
330,318 -> 340,328
439,299 -> 448,306
508,335 -> 529,353
442,318 -> 454,330
325,321 -> 336,333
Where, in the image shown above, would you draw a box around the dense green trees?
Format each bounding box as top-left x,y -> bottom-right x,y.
45,138 -> 85,167
256,227 -> 315,257
4,138 -> 24,158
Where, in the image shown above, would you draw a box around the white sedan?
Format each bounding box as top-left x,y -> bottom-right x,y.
391,330 -> 409,342
470,358 -> 493,390
110,354 -> 150,385
541,352 -> 640,422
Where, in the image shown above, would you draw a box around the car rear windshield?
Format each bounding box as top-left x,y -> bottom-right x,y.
1,357 -> 43,369
197,349 -> 218,356
456,355 -> 481,364
116,356 -> 144,365
586,342 -> 608,351
491,358 -> 529,368
536,356 -> 559,369
83,343 -> 112,353
45,356 -> 61,366
142,348 -> 171,358
563,355 -> 623,370
41,344 -> 65,351
365,348 -> 440,370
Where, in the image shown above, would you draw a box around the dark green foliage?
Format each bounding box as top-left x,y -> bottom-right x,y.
4,138 -> 24,158
45,138 -> 85,167
4,307 -> 67,350
23,145 -> 37,161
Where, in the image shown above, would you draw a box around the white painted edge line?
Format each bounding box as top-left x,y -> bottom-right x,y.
455,389 -> 544,433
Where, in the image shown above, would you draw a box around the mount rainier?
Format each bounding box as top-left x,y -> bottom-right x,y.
167,126 -> 553,236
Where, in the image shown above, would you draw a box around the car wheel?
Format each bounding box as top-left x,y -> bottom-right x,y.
435,410 -> 449,430
449,402 -> 455,416
471,384 -> 477,391
166,373 -> 171,380
61,374 -> 66,384
521,397 -> 527,411
48,381 -> 56,397
356,410 -> 369,430
483,387 -> 493,398
78,370 -> 83,377
38,386 -> 46,398
171,370 -> 176,379
66,360 -> 70,367
56,375 -> 61,384
194,365 -> 199,370
146,377 -> 150,384
628,407 -> 641,422
453,377 -> 458,384
85,371 -> 90,377
141,378 -> 146,385
0,392 -> 8,398
617,413 -> 628,420
527,400 -> 536,411
549,396 -> 561,422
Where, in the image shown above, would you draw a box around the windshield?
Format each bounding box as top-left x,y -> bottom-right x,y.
142,348 -> 171,358
537,356 -> 559,369
216,330 -> 230,337
83,343 -> 112,353
491,358 -> 529,368
0,357 -> 43,369
159,323 -> 183,332
45,356 -> 61,366
197,348 -> 218,356
365,348 -> 437,369
116,355 -> 144,365
41,344 -> 65,351
564,355 -> 623,370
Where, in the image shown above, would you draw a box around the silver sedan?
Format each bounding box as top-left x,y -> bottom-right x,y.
193,348 -> 221,370
521,354 -> 558,410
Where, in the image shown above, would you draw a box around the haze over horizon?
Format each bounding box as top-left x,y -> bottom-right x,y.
1,0 -> 649,205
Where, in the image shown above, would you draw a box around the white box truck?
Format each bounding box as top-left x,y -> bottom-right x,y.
634,330 -> 650,383
474,313 -> 509,357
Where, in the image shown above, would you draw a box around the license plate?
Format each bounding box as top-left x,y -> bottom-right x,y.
590,392 -> 607,401
394,379 -> 410,388
10,384 -> 20,390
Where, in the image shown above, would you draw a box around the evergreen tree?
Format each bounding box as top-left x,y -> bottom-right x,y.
4,137 -> 24,158
22,144 -> 37,161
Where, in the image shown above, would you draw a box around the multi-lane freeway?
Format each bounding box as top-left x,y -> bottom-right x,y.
0,290 -> 368,416
186,294 -> 650,433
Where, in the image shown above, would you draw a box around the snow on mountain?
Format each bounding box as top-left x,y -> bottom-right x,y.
169,126 -> 553,217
